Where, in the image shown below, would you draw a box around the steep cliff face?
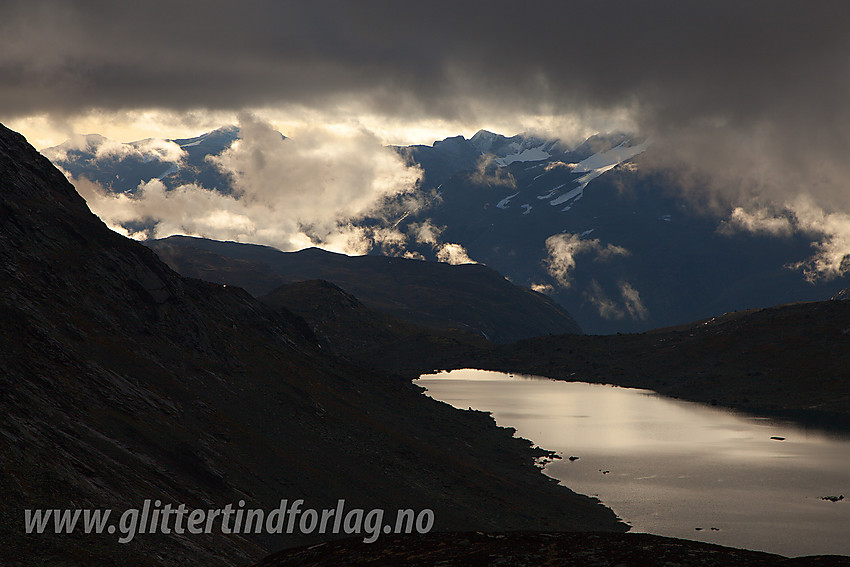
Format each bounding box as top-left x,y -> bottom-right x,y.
0,124 -> 624,566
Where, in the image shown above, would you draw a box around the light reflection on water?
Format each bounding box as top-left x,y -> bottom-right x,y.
417,368 -> 850,557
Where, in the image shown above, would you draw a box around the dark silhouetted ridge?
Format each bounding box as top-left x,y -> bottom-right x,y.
147,235 -> 582,342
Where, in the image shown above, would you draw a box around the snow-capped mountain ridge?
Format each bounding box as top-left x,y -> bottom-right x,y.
390,130 -> 846,334
411,130 -> 647,215
466,129 -> 562,166
43,125 -> 848,335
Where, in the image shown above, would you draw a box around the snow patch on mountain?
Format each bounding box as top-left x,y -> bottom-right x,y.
173,125 -> 242,149
550,184 -> 586,206
572,140 -> 648,173
497,192 -> 520,209
538,184 -> 566,200
548,141 -> 648,209
159,164 -> 180,177
494,143 -> 551,167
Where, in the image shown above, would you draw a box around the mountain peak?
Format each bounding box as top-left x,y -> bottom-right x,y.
172,124 -> 243,148
432,134 -> 469,148
470,129 -> 507,153
470,129 -> 500,143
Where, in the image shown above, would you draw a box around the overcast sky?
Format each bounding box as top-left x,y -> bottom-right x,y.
4,1 -> 850,271
3,1 -> 848,144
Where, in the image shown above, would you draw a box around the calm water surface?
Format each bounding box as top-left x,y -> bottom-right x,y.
417,369 -> 850,557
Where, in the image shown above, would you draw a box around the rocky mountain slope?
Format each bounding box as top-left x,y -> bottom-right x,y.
0,123 -> 624,566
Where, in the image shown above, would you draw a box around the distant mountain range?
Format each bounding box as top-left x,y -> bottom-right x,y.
389,131 -> 847,334
44,127 -> 849,334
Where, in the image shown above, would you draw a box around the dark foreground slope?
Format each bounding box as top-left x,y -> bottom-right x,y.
0,124 -> 623,566
252,532 -> 850,567
146,235 -> 581,343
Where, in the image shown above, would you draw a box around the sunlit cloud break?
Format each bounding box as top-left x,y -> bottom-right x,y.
582,280 -> 648,321
720,197 -> 850,282
542,232 -> 629,289
73,116 -> 423,254
67,115 -> 479,264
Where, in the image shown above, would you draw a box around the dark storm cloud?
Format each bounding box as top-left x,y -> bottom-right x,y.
4,1 -> 850,206
2,1 -> 847,121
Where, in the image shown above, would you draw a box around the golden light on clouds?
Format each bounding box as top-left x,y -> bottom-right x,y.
9,101 -> 640,152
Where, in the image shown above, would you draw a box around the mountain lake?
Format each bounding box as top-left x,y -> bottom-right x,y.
417,369 -> 850,557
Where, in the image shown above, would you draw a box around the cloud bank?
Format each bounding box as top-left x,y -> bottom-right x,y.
44,133 -> 186,164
